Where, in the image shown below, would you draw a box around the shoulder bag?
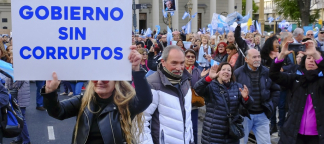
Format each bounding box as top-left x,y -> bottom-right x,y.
220,90 -> 245,140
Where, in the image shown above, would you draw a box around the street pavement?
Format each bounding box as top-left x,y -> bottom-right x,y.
3,82 -> 75,144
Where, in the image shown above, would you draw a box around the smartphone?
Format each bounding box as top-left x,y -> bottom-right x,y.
288,43 -> 306,52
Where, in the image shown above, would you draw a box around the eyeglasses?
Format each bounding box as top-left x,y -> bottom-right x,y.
162,37 -> 167,38
186,55 -> 195,59
307,34 -> 314,36
92,81 -> 109,84
321,32 -> 324,34
142,53 -> 148,55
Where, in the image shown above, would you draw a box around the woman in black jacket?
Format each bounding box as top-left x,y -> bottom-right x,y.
194,62 -> 253,144
260,35 -> 293,135
269,40 -> 324,144
42,46 -> 153,144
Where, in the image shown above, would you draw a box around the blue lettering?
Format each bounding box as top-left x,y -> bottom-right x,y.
58,27 -> 68,40
58,47 -> 68,59
46,46 -> 57,59
114,47 -> 123,60
64,6 -> 68,20
110,7 -> 123,21
92,47 -> 100,59
20,46 -> 32,59
32,46 -> 45,59
101,47 -> 113,60
83,7 -> 94,20
96,7 -> 108,20
19,6 -> 33,20
81,47 -> 91,59
69,47 -> 79,60
69,27 -> 73,40
75,27 -> 86,40
51,6 -> 62,20
35,6 -> 49,20
70,6 -> 80,20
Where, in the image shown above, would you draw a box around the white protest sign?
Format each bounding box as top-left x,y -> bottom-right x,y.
12,0 -> 131,80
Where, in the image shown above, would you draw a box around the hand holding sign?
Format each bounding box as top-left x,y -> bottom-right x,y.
128,46 -> 142,71
45,72 -> 61,94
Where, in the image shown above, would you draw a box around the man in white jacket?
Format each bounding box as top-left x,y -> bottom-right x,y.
141,45 -> 194,144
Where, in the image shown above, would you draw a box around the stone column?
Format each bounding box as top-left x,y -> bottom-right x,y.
228,0 -> 235,14
210,0 -> 217,23
246,0 -> 253,18
152,0 -> 159,29
191,0 -> 198,32
172,0 -> 179,30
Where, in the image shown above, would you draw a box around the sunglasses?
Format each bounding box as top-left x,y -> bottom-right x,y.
321,32 -> 324,34
186,55 -> 195,59
307,34 -> 314,36
92,81 -> 109,84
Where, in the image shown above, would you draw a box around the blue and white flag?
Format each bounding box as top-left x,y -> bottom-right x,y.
155,25 -> 160,39
192,12 -> 197,18
141,29 -> 144,34
163,9 -> 168,18
256,20 -> 262,35
287,24 -> 292,32
203,28 -> 206,34
182,11 -> 190,20
167,26 -> 173,46
208,24 -> 214,36
183,20 -> 192,34
276,16 -> 280,21
0,60 -> 13,80
268,17 -> 274,23
170,12 -> 174,16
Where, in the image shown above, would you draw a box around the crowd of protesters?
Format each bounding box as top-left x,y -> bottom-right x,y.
0,22 -> 322,144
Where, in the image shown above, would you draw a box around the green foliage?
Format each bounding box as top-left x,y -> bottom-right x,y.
242,0 -> 259,16
274,0 -> 300,21
274,0 -> 320,25
310,9 -> 320,24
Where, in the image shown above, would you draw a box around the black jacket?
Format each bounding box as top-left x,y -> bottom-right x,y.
42,70 -> 152,144
261,56 -> 293,72
269,59 -> 324,144
233,26 -> 249,70
194,78 -> 254,144
234,63 -> 280,118
213,53 -> 228,63
147,52 -> 162,71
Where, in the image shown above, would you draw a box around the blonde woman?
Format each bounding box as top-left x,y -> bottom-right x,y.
42,46 -> 152,144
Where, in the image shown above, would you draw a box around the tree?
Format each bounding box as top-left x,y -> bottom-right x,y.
274,0 -> 320,26
242,0 -> 259,18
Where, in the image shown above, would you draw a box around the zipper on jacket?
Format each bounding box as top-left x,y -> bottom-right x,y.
179,81 -> 186,144
83,111 -> 90,144
109,113 -> 117,144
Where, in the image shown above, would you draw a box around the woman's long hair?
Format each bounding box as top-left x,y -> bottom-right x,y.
73,81 -> 144,144
260,36 -> 278,67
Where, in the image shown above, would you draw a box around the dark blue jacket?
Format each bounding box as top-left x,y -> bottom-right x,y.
234,63 -> 280,118
194,78 -> 254,144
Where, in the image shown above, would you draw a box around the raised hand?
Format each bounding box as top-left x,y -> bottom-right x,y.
149,46 -> 154,52
239,85 -> 249,99
278,40 -> 294,60
208,65 -> 219,79
187,66 -> 192,74
128,46 -> 142,71
206,54 -> 212,62
45,72 -> 61,94
301,40 -> 322,60
201,68 -> 210,77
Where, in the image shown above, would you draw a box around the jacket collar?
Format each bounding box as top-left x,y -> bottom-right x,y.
243,63 -> 267,75
157,63 -> 191,86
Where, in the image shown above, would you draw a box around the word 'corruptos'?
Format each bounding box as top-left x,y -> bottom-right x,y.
20,46 -> 123,60
19,6 -> 123,21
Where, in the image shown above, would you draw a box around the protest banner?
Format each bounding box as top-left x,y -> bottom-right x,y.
12,0 -> 131,80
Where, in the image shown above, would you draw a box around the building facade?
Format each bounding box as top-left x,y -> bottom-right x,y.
134,0 -> 244,32
0,0 -> 11,31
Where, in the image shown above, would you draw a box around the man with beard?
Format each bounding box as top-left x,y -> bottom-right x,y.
234,49 -> 280,144
141,46 -> 194,144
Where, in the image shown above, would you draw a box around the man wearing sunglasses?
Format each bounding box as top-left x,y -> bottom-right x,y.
316,27 -> 324,52
306,30 -> 322,51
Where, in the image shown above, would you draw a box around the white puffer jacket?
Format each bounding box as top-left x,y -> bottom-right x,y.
140,68 -> 194,144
